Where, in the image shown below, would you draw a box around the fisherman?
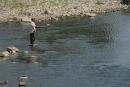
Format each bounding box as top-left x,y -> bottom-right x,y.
30,18 -> 36,46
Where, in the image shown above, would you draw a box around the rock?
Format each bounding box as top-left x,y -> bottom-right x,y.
19,81 -> 26,87
11,50 -> 16,54
19,75 -> 28,86
7,47 -> 19,53
87,13 -> 96,17
0,80 -> 8,85
8,17 -> 20,22
0,51 -> 10,57
0,53 -> 4,57
22,12 -> 31,16
21,17 -> 31,22
128,5 -> 130,11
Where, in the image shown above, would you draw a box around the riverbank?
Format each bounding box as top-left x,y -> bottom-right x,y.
0,0 -> 128,23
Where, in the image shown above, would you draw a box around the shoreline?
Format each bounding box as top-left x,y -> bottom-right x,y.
0,1 -> 128,23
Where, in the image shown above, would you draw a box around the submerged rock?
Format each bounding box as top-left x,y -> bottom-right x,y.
27,56 -> 39,64
0,80 -> 8,85
23,51 -> 29,54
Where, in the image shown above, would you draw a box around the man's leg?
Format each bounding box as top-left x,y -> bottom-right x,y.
30,32 -> 35,45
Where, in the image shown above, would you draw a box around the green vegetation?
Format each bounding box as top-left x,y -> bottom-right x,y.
96,0 -> 104,5
122,0 -> 130,4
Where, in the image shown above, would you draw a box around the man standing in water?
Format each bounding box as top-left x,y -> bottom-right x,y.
30,18 -> 36,47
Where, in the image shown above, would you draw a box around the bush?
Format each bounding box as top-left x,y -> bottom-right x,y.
122,0 -> 130,4
96,0 -> 104,5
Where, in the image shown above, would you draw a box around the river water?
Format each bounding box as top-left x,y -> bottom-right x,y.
0,11 -> 130,87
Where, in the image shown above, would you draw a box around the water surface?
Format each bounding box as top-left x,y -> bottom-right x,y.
0,11 -> 130,87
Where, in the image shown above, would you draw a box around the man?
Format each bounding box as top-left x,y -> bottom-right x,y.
30,18 -> 36,46
30,18 -> 36,32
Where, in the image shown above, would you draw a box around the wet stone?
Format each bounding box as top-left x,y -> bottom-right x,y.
7,47 -> 19,53
0,51 -> 10,57
19,75 -> 28,87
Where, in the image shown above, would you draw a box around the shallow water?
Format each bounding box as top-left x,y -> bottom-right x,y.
0,11 -> 130,87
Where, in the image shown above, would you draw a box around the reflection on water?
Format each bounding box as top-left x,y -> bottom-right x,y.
0,12 -> 130,87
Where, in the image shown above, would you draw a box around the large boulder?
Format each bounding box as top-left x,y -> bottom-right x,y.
7,47 -> 19,54
0,51 -> 10,57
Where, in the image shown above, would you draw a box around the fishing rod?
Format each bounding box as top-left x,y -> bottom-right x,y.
35,24 -> 51,29
35,26 -> 46,28
35,26 -> 49,30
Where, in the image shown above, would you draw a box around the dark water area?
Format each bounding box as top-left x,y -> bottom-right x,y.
0,11 -> 130,87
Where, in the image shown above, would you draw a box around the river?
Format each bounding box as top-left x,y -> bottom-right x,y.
0,11 -> 130,87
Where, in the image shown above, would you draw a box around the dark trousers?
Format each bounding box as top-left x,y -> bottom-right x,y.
30,32 -> 35,44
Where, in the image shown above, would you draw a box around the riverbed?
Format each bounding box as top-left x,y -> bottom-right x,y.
0,11 -> 130,87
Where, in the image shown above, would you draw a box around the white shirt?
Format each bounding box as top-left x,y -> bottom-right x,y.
31,21 -> 36,32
